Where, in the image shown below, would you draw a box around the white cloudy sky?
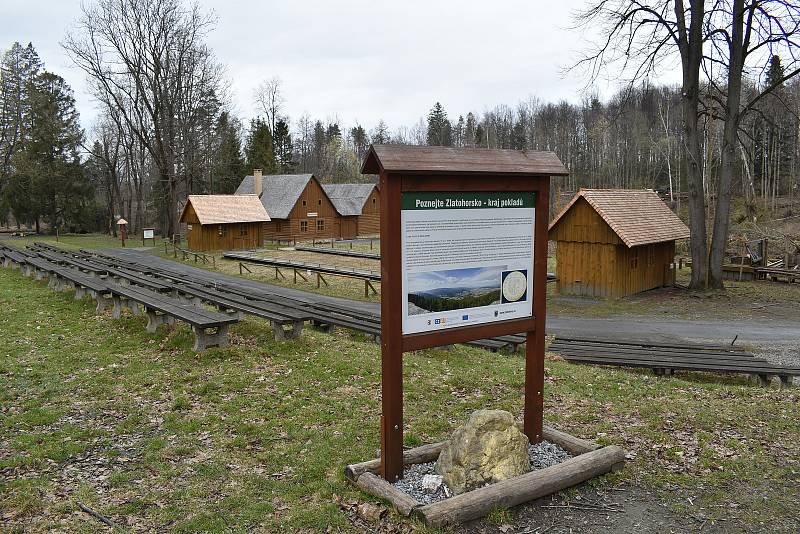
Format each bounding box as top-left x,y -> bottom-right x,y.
3,0 -> 682,133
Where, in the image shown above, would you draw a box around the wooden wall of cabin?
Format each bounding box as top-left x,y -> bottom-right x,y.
555,240 -> 675,298
549,197 -> 622,245
555,241 -> 619,297
340,216 -> 358,239
357,188 -> 381,236
616,241 -> 675,296
186,221 -> 263,251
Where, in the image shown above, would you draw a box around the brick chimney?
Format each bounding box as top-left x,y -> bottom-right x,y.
253,169 -> 263,197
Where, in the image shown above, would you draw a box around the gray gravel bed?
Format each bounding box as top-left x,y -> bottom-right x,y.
392,441 -> 572,504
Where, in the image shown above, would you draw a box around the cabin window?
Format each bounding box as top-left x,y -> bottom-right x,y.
302,200 -> 307,207
317,219 -> 325,232
647,246 -> 655,266
630,249 -> 639,270
275,222 -> 282,232
300,220 -> 308,232
318,199 -> 322,205
240,225 -> 248,236
218,225 -> 227,236
373,198 -> 376,203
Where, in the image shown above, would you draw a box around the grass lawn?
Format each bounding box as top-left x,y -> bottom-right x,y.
0,233 -> 126,251
1,265 -> 799,532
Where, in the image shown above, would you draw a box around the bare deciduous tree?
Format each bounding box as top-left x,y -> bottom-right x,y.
254,77 -> 284,141
63,0 -> 222,237
575,0 -> 800,289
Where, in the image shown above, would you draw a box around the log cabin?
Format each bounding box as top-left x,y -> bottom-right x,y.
179,195 -> 269,251
236,170 -> 382,241
548,189 -> 690,298
321,183 -> 381,238
235,170 -> 341,241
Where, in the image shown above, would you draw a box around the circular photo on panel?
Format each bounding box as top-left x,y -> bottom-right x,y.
501,270 -> 527,303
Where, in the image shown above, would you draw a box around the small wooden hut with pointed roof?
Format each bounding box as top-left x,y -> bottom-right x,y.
179,195 -> 270,251
549,189 -> 690,298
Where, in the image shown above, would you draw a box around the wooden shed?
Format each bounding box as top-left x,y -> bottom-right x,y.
179,195 -> 269,252
548,189 -> 690,298
235,171 -> 341,241
321,183 -> 381,239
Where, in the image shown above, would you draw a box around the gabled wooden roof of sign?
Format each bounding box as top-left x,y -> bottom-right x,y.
360,144 -> 569,176
549,189 -> 690,248
180,195 -> 270,225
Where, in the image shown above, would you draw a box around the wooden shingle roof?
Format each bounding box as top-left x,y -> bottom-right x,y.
180,195 -> 270,225
361,144 -> 569,176
549,189 -> 690,248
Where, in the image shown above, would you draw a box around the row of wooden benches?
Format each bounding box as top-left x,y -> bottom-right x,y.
43,243 -> 525,352
1,244 -> 239,351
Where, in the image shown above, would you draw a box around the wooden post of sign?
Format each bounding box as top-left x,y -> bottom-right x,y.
525,178 -> 550,443
379,171 -> 404,482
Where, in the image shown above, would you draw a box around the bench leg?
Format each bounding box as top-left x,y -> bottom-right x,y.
286,320 -> 304,340
129,302 -> 142,316
34,269 -> 44,281
779,375 -> 791,388
145,310 -> 168,333
95,294 -> 112,314
74,286 -> 86,300
755,374 -> 771,387
192,324 -> 229,351
271,321 -> 287,341
112,297 -> 123,319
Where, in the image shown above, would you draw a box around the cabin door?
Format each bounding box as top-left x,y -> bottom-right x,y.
340,217 -> 357,239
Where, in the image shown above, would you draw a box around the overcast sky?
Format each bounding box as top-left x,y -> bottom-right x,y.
3,0 -> 682,134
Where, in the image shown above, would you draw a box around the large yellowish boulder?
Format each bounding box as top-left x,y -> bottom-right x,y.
435,409 -> 529,494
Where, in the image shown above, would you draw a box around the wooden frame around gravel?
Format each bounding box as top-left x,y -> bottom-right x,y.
344,425 -> 625,527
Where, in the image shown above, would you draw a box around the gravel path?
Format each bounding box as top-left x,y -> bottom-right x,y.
392,441 -> 572,504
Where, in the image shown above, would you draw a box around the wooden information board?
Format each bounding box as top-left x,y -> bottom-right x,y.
361,145 -> 568,481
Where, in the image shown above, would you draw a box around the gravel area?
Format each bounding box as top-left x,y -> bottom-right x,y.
529,440 -> 572,469
392,441 -> 572,504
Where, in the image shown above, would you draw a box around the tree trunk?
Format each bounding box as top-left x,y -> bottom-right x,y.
709,0 -> 745,289
681,0 -> 708,290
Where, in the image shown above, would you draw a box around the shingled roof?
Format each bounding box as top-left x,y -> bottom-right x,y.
549,189 -> 690,248
361,144 -> 569,176
235,174 -> 315,219
321,183 -> 376,216
180,195 -> 270,225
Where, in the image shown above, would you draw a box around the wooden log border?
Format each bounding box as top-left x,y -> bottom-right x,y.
343,425 -> 625,527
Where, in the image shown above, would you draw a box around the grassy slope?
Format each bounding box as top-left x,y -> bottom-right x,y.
1,266 -> 799,532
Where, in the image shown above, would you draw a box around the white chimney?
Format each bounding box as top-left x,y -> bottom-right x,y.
253,169 -> 263,197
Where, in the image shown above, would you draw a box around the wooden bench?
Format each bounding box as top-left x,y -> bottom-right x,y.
172,282 -> 310,340
1,250 -> 27,269
30,247 -> 110,277
106,284 -> 238,351
549,337 -> 799,386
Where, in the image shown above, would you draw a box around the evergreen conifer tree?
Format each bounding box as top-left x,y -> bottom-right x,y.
273,119 -> 295,173
426,102 -> 452,146
244,118 -> 277,174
